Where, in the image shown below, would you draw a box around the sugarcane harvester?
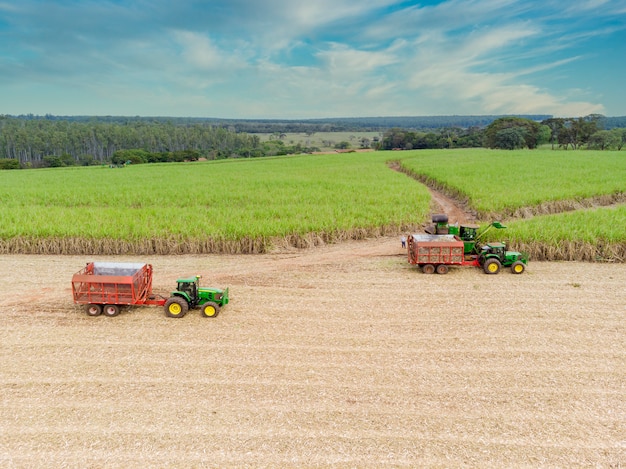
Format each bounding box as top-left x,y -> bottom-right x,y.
71,262 -> 229,317
408,214 -> 528,274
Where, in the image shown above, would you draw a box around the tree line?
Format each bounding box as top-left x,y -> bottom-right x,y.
1,113 -> 624,170
12,113 -> 555,132
0,116 -> 323,168
378,116 -> 626,151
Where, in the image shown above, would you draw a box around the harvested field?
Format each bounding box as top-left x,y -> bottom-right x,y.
1,238 -> 625,468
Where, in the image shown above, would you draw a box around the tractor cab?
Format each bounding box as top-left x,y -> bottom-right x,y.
459,224 -> 480,254
460,224 -> 479,241
481,242 -> 506,259
173,276 -> 201,306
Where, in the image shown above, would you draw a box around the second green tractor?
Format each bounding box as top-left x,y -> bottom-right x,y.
164,275 -> 229,318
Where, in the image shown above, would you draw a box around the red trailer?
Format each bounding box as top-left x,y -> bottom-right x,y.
407,234 -> 480,274
71,262 -> 166,316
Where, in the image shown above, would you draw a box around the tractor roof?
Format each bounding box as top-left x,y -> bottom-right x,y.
176,276 -> 200,283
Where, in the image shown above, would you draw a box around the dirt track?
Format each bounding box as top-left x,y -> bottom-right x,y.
1,237 -> 625,468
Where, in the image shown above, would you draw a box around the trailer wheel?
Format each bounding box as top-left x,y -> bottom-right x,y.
200,301 -> 220,318
511,261 -> 525,274
422,264 -> 435,274
164,297 -> 188,318
85,304 -> 102,316
483,258 -> 501,274
103,305 -> 121,317
436,264 -> 449,275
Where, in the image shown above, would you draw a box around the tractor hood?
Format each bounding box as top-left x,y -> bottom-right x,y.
200,286 -> 229,305
507,250 -> 529,263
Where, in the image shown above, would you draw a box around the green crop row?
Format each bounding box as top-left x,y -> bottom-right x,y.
498,205 -> 626,243
0,153 -> 431,250
398,149 -> 626,216
2,148 -> 625,259
481,206 -> 626,261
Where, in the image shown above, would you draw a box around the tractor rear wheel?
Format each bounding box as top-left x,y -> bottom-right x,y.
164,297 -> 188,318
422,264 -> 435,274
85,304 -> 102,316
511,261 -> 525,274
200,301 -> 220,318
436,264 -> 449,275
483,258 -> 501,274
103,305 -> 121,317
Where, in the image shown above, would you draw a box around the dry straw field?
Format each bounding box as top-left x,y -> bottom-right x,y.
1,237 -> 625,468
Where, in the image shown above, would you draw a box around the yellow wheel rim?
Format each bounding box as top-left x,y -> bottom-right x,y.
488,263 -> 498,273
514,264 -> 524,273
169,303 -> 182,315
204,306 -> 216,317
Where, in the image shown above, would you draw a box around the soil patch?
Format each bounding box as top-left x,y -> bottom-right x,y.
1,242 -> 624,467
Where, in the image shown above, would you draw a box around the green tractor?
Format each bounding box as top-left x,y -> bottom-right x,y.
457,220 -> 528,274
425,214 -> 528,274
478,241 -> 528,274
164,275 -> 229,318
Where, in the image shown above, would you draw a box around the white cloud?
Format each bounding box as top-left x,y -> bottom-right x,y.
460,23 -> 538,58
565,0 -> 612,13
377,16 -> 606,118
285,0 -> 395,27
0,2 -> 19,12
172,31 -> 249,73
0,0 -> 621,117
364,0 -> 522,41
316,43 -> 398,74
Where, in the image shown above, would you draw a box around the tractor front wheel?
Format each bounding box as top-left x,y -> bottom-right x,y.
164,297 -> 188,318
483,258 -> 501,274
511,261 -> 525,274
422,264 -> 435,274
200,301 -> 220,318
103,305 -> 121,317
85,304 -> 102,316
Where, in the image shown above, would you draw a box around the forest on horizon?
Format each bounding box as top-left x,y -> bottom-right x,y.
7,113 -> 626,132
1,113 -> 624,169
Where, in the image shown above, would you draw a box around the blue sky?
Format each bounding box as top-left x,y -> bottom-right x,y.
1,0 -> 625,118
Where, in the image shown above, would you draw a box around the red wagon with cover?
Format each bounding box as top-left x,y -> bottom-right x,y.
407,234 -> 480,274
71,262 -> 166,316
